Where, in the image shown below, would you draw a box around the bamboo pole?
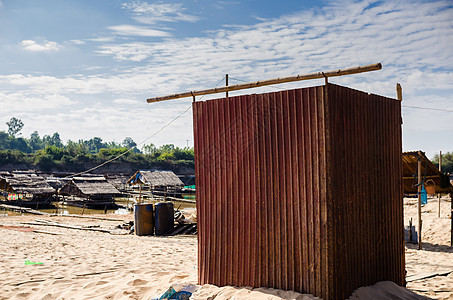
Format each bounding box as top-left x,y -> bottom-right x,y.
451,192 -> 453,247
396,83 -> 403,101
147,63 -> 382,103
438,151 -> 442,218
418,151 -> 422,250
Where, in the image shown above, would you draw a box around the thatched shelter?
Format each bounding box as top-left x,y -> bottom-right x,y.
59,177 -> 120,207
105,174 -> 130,190
0,173 -> 56,204
403,151 -> 453,194
127,170 -> 184,188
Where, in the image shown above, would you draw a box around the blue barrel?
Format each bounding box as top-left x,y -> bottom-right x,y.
134,203 -> 154,236
154,202 -> 174,236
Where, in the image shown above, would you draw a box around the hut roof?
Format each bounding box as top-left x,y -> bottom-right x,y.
0,174 -> 55,195
59,177 -> 120,196
402,151 -> 453,194
127,170 -> 184,187
105,174 -> 130,188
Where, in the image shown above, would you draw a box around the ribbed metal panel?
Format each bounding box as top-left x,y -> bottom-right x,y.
193,83 -> 404,299
327,84 -> 404,298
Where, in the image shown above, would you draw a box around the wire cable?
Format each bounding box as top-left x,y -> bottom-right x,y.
402,105 -> 453,113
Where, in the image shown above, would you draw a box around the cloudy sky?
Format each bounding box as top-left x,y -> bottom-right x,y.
0,0 -> 452,158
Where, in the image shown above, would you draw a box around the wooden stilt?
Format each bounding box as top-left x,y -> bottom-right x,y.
451,192 -> 453,247
439,151 -> 442,218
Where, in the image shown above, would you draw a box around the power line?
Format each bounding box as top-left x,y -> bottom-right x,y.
402,105 -> 453,113
232,76 -> 453,113
69,105 -> 192,178
69,76 -> 227,178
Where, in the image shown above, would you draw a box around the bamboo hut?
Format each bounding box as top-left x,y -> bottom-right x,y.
127,170 -> 184,198
105,174 -> 130,191
58,177 -> 120,208
403,151 -> 453,195
0,173 -> 56,207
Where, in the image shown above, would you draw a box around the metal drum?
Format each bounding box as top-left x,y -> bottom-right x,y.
154,202 -> 174,236
134,203 -> 154,236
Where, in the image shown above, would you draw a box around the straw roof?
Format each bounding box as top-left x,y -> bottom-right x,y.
0,174 -> 55,195
105,174 -> 130,188
127,170 -> 184,187
59,177 -> 120,196
403,151 -> 453,194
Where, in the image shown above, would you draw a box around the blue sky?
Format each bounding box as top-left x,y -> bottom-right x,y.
0,0 -> 452,159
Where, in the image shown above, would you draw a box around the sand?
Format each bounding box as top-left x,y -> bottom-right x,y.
0,197 -> 452,300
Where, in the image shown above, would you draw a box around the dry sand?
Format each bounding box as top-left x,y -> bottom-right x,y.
0,197 -> 452,300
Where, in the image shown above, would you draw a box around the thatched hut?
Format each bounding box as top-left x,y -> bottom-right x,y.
0,173 -> 56,205
58,177 -> 120,208
127,170 -> 184,198
403,151 -> 453,195
105,174 -> 130,191
127,170 -> 183,187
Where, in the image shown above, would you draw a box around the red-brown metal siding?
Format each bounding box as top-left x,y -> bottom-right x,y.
327,84 -> 404,298
193,83 -> 404,299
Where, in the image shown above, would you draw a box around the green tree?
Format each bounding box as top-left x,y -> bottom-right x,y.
174,147 -> 194,160
85,137 -> 106,153
9,137 -> 31,153
142,143 -> 158,155
122,137 -> 136,148
6,117 -> 24,137
0,131 -> 11,149
29,131 -> 43,151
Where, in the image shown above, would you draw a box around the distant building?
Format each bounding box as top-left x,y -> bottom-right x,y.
59,177 -> 120,208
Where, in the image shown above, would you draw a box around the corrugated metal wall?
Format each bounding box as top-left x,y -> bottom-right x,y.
193,83 -> 404,299
327,84 -> 404,298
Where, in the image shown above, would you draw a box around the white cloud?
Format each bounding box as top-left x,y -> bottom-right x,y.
88,37 -> 116,43
108,24 -> 170,37
113,98 -> 142,105
69,39 -> 85,45
0,92 -> 75,113
97,43 -> 154,61
122,1 -> 199,24
20,40 -> 60,52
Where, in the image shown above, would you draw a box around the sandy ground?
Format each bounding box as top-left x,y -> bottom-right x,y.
0,197 -> 452,300
404,196 -> 453,299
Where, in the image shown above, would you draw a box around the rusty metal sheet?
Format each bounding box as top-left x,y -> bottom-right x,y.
193,83 -> 404,299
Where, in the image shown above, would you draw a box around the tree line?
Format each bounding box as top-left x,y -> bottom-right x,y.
0,117 -> 194,171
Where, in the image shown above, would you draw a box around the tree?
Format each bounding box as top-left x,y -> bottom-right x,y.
6,117 -> 24,137
85,137 -> 106,153
122,137 -> 137,149
29,131 -> 43,151
142,143 -> 157,155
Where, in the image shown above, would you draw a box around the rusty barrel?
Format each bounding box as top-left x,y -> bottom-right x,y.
134,203 -> 154,236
